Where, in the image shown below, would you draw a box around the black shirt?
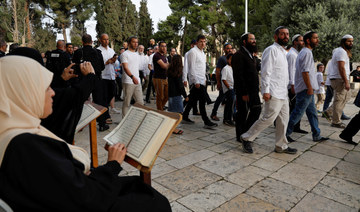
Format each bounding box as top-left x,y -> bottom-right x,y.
153,52 -> 168,79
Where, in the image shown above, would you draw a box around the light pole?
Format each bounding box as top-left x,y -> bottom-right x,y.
245,0 -> 248,33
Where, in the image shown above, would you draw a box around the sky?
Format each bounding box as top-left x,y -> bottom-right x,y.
57,0 -> 171,41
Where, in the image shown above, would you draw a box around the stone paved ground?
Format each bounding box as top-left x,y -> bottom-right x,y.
75,89 -> 360,212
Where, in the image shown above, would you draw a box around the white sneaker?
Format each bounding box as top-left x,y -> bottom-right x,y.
111,108 -> 121,114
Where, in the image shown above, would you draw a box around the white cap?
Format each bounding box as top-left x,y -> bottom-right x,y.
303,31 -> 313,37
292,34 -> 301,42
342,34 -> 353,39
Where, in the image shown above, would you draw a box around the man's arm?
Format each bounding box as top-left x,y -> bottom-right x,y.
215,67 -> 221,90
260,48 -> 274,101
302,72 -> 313,95
122,63 -> 139,84
338,61 -> 350,91
156,59 -> 169,70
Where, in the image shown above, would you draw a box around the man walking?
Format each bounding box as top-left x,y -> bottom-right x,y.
153,41 -> 169,110
240,26 -> 297,154
182,35 -> 217,129
121,36 -> 144,116
323,35 -> 354,128
286,31 -> 329,142
232,33 -> 261,141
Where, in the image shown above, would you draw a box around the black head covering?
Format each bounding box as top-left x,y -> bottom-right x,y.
7,47 -> 44,66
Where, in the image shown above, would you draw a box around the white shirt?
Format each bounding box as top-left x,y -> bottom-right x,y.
148,53 -> 154,70
97,45 -> 116,80
287,47 -> 299,88
294,47 -> 319,93
120,50 -> 140,84
327,47 -> 350,80
187,45 -> 206,86
144,55 -> 151,76
315,72 -> 325,94
221,65 -> 233,93
139,52 -> 146,72
182,51 -> 189,83
261,42 -> 289,99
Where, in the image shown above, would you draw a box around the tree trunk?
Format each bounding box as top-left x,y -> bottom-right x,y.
211,23 -> 219,60
181,17 -> 187,56
62,23 -> 67,43
12,0 -> 19,43
25,0 -> 31,44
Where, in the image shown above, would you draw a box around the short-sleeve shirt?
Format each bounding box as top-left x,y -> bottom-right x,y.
153,52 -> 168,79
216,56 -> 227,70
327,47 -> 350,80
221,65 -> 234,93
120,50 -> 140,84
294,47 -> 319,93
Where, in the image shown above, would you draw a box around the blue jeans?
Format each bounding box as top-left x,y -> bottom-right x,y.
287,89 -> 321,140
323,85 -> 333,111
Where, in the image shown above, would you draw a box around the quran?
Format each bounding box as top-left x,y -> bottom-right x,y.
104,105 -> 180,168
76,104 -> 101,132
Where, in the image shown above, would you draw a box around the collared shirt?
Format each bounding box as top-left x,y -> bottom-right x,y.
287,47 -> 299,88
182,51 -> 189,82
187,45 -> 206,85
315,72 -> 325,94
120,50 -> 140,84
144,54 -> 151,76
294,47 -> 319,93
261,42 -> 289,99
97,45 -> 116,80
221,65 -> 234,93
327,47 -> 350,80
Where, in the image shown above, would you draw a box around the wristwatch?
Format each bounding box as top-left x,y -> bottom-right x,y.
129,75 -> 134,79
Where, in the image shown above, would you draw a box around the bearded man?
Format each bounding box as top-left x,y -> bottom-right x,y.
232,33 -> 261,141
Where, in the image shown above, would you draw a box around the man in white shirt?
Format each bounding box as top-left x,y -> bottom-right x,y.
97,33 -> 117,130
286,34 -> 308,135
143,47 -> 153,93
182,35 -> 217,129
120,36 -> 144,116
323,35 -> 354,128
240,26 -> 297,154
145,46 -> 158,103
286,31 -> 329,142
138,45 -> 146,88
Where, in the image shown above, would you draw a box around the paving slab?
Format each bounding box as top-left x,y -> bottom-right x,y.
154,165 -> 222,196
310,143 -> 349,158
329,161 -> 360,184
170,201 -> 192,212
213,193 -> 285,212
252,156 -> 287,172
151,181 -> 181,202
151,162 -> 177,179
226,166 -> 271,189
270,163 -> 327,191
286,140 -> 314,152
246,178 -> 307,211
293,151 -> 341,172
195,151 -> 255,177
198,133 -> 227,144
290,193 -> 357,212
344,151 -> 360,165
159,143 -> 198,160
207,141 -> 239,153
166,149 -> 217,169
177,180 -> 245,212
267,151 -> 300,162
179,131 -> 211,141
231,144 -> 273,160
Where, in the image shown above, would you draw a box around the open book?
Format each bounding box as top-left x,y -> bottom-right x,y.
76,104 -> 101,132
104,106 -> 177,167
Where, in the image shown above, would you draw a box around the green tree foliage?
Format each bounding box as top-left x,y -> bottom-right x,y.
138,0 -> 152,47
271,0 -> 360,63
31,8 -> 56,52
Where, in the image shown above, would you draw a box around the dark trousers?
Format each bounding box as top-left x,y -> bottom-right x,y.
235,92 -> 261,140
288,89 -> 301,130
146,71 -> 155,101
183,85 -> 210,124
211,89 -> 225,117
115,76 -> 122,100
92,78 -> 108,127
340,110 -> 360,139
323,85 -> 333,111
223,90 -> 235,121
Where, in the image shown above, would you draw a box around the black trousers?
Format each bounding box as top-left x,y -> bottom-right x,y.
92,78 -> 108,126
183,85 -> 210,124
235,92 -> 261,141
115,76 -> 122,100
340,110 -> 360,139
288,89 -> 302,130
146,71 -> 155,101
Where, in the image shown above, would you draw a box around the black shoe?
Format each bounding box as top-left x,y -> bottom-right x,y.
207,101 -> 215,105
240,138 -> 253,154
293,128 -> 308,134
275,147 -> 297,154
204,121 -> 218,129
313,137 -> 329,142
193,112 -> 201,116
183,117 -> 195,124
223,120 -> 235,126
99,124 -> 110,132
341,114 -> 351,120
339,134 -> 358,145
287,136 -> 295,143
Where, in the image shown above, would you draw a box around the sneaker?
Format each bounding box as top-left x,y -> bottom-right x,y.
331,123 -> 346,129
313,137 -> 329,142
211,115 -> 220,121
183,117 -> 195,124
322,111 -> 332,122
111,108 -> 121,114
223,120 -> 235,126
293,128 -> 308,134
99,124 -> 110,132
274,146 -> 297,154
339,133 -> 358,145
286,136 -> 296,143
341,114 -> 351,120
240,137 -> 253,153
204,121 -> 218,129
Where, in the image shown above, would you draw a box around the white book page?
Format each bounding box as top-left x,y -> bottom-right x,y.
103,107 -> 147,145
76,104 -> 101,132
126,112 -> 164,158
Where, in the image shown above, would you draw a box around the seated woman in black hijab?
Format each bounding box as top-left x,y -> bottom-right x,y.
0,56 -> 171,211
